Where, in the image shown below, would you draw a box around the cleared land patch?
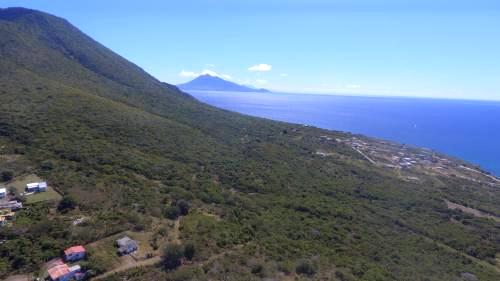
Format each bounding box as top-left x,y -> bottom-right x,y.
445,199 -> 500,223
8,174 -> 62,204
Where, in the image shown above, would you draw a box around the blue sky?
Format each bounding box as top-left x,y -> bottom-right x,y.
2,0 -> 500,100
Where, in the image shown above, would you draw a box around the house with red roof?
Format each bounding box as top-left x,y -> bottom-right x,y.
48,263 -> 81,281
64,245 -> 86,262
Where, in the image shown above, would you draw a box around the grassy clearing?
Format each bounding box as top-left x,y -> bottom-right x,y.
86,229 -> 165,271
86,232 -> 128,270
8,174 -> 62,203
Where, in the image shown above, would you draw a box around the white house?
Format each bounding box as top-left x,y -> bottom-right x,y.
0,188 -> 6,198
26,183 -> 38,193
26,182 -> 47,193
38,182 -> 48,192
0,200 -> 22,210
116,236 -> 138,255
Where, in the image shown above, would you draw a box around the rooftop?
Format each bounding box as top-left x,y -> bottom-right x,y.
64,245 -> 86,255
116,236 -> 135,247
48,264 -> 70,280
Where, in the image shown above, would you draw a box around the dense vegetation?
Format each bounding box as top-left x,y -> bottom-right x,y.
1,7 -> 500,281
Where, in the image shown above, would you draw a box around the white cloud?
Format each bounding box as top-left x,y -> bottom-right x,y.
346,84 -> 361,89
179,69 -> 232,80
255,79 -> 268,85
248,64 -> 272,72
280,73 -> 288,77
179,70 -> 198,78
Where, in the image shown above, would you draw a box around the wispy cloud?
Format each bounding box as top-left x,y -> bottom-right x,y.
179,69 -> 232,80
346,84 -> 361,89
248,64 -> 272,72
255,79 -> 268,85
280,73 -> 288,77
179,70 -> 198,78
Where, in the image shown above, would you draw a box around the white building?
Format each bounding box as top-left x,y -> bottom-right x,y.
0,188 -> 6,198
38,182 -> 48,192
26,182 -> 47,193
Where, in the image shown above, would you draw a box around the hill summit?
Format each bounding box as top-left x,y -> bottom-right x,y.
178,74 -> 270,93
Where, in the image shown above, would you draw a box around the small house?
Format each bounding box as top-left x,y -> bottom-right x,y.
26,183 -> 38,193
26,182 -> 48,193
0,210 -> 15,226
0,200 -> 22,210
48,263 -> 81,281
0,188 -> 6,198
0,210 -> 15,220
64,245 -> 86,262
38,182 -> 48,192
116,236 -> 138,255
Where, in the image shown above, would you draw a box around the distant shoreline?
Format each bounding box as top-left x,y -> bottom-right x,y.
189,90 -> 500,176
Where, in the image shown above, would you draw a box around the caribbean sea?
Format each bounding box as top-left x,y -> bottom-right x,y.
189,91 -> 500,176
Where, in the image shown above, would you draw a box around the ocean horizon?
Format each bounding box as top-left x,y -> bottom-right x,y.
189,90 -> 500,176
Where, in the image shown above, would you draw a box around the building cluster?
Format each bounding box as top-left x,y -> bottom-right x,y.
0,181 -> 50,227
336,136 -> 500,186
47,246 -> 87,281
45,236 -> 139,280
342,137 -> 438,170
0,186 -> 21,228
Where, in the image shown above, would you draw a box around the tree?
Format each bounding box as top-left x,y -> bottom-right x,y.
41,160 -> 54,170
162,244 -> 184,270
58,195 -> 76,212
296,259 -> 316,276
8,186 -> 17,196
1,170 -> 13,182
177,199 -> 190,216
183,242 -> 195,261
164,205 -> 181,220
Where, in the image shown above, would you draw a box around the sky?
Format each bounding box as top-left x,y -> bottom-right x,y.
2,0 -> 500,100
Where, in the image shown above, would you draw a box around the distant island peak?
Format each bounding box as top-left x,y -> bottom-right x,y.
178,74 -> 271,93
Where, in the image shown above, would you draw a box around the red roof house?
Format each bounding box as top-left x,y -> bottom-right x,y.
48,264 -> 71,281
48,263 -> 81,281
64,245 -> 86,262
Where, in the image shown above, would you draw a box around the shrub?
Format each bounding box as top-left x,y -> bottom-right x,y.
183,242 -> 195,261
41,160 -> 54,170
295,259 -> 316,276
1,170 -> 13,182
162,244 -> 184,270
177,199 -> 190,216
164,205 -> 181,220
8,186 -> 17,196
251,263 -> 263,275
58,195 -> 76,212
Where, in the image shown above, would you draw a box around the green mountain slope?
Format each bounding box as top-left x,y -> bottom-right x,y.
1,8 -> 500,281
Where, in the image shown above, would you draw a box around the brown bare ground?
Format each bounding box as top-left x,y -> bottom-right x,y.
2,274 -> 32,281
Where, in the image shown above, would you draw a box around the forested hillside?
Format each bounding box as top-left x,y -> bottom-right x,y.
1,8 -> 500,281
